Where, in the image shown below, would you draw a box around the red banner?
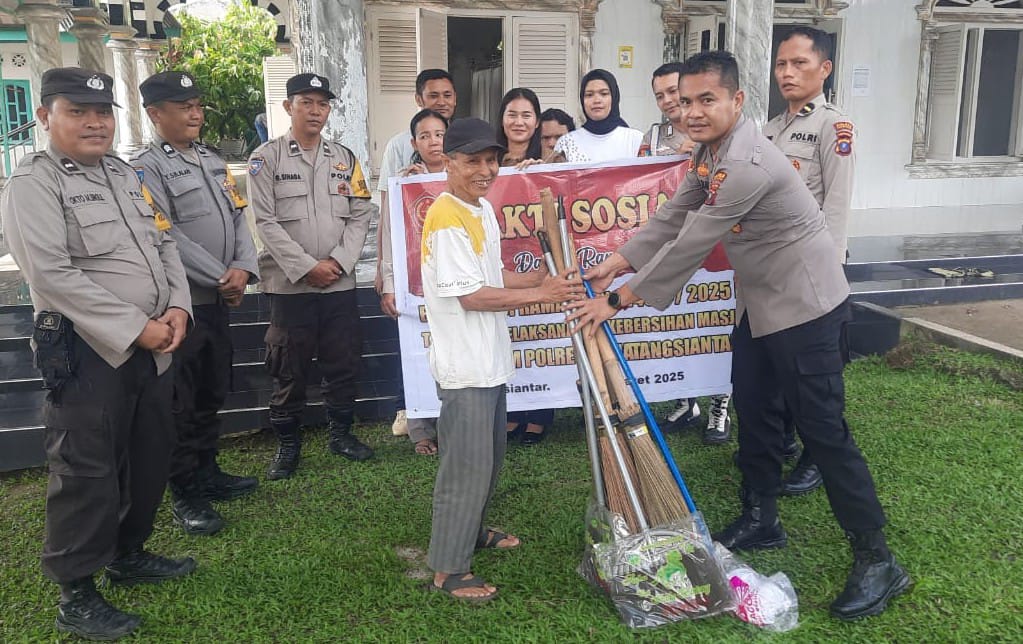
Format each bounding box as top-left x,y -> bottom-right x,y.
400,158 -> 729,296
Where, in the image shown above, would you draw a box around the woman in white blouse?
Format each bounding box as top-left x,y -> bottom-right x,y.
552,69 -> 643,163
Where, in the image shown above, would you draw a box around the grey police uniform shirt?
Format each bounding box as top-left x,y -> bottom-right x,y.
639,122 -> 692,157
762,93 -> 854,264
132,137 -> 259,305
0,147 -> 192,375
618,115 -> 849,339
246,130 -> 377,294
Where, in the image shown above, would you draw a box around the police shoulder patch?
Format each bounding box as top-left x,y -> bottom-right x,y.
248,157 -> 265,176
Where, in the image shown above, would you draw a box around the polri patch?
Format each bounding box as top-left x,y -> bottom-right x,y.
834,122 -> 854,157
248,158 -> 265,176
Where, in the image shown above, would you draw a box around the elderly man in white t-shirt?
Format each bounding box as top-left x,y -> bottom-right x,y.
376,69 -> 457,442
420,118 -> 581,602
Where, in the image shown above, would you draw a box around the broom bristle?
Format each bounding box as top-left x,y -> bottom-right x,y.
623,420 -> 690,527
598,431 -> 640,533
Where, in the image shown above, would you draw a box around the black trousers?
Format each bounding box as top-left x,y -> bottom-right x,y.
41,337 -> 174,583
170,302 -> 232,485
731,300 -> 886,532
264,291 -> 363,420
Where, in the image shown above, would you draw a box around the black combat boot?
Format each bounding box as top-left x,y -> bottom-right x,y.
105,548 -> 196,586
196,454 -> 258,501
782,425 -> 801,462
169,479 -> 225,536
830,529 -> 911,620
782,451 -> 823,496
267,417 -> 302,480
713,487 -> 788,551
56,576 -> 141,640
326,407 -> 373,461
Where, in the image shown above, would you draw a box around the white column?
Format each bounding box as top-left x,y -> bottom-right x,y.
69,7 -> 110,73
106,27 -> 144,158
135,42 -> 161,145
15,1 -> 64,148
726,0 -> 773,127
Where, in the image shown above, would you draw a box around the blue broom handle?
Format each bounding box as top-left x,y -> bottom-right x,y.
583,280 -> 697,514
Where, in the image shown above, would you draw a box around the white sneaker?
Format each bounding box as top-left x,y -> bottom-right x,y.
665,398 -> 700,429
703,395 -> 731,445
391,410 -> 408,436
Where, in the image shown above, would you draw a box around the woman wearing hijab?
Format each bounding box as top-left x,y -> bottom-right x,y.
552,69 -> 643,163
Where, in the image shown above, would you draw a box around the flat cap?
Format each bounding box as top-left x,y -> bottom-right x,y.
41,67 -> 118,106
140,71 -> 202,107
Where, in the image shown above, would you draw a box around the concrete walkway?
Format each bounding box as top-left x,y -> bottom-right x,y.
896,299 -> 1023,353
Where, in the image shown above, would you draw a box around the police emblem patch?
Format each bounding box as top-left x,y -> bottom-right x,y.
337,182 -> 351,196
792,159 -> 801,171
697,164 -> 710,179
134,166 -> 145,182
181,76 -> 193,88
731,223 -> 742,234
333,162 -> 349,172
310,76 -> 322,88
834,122 -> 854,157
86,75 -> 104,90
706,170 -> 727,206
248,158 -> 265,176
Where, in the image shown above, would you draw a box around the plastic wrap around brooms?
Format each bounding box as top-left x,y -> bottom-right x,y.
533,189 -> 797,631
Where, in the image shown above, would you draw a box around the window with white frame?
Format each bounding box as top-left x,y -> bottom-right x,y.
927,24 -> 1023,159
911,0 -> 1023,174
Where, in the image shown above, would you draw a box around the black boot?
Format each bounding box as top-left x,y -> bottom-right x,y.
782,425 -> 801,462
782,452 -> 823,496
56,576 -> 141,640
196,457 -> 258,501
267,417 -> 302,480
326,407 -> 373,461
105,548 -> 196,586
169,480 -> 225,536
830,530 -> 911,620
712,487 -> 788,551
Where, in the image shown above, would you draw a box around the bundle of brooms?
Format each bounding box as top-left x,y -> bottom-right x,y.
535,188 -> 734,627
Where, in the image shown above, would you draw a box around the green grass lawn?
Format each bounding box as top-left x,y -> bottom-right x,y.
2,343 -> 1022,642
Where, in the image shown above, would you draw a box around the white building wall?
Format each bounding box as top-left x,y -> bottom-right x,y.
1,42 -> 115,87
590,0 -> 663,133
841,0 -> 1023,237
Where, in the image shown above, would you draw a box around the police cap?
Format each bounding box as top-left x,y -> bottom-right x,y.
140,71 -> 202,107
41,67 -> 118,106
286,73 -> 336,100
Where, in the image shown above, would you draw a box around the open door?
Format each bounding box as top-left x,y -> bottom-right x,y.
366,6 -> 418,175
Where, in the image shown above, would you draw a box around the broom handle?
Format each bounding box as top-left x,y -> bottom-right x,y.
582,277 -> 697,514
579,356 -> 606,508
537,232 -> 648,529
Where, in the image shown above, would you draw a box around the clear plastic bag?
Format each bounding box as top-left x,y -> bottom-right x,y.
578,511 -> 736,629
715,543 -> 799,632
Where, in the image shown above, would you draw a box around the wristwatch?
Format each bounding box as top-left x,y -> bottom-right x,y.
606,290 -> 627,310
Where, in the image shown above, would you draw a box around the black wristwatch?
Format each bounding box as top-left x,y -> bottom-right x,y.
606,290 -> 627,310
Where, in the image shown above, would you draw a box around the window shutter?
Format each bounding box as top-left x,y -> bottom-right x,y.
510,15 -> 578,115
417,9 -> 448,71
366,6 -> 418,174
262,56 -> 296,140
685,16 -> 719,58
927,24 -> 966,160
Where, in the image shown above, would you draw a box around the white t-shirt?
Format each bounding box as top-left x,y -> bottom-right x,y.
376,130 -> 415,192
421,192 -> 514,389
553,126 -> 644,164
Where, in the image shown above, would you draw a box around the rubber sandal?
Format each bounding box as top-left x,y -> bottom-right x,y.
414,439 -> 437,455
430,573 -> 498,603
963,267 -> 995,278
927,267 -> 965,278
475,528 -> 520,550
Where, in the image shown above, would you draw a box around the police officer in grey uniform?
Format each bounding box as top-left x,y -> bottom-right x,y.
568,52 -> 909,621
764,26 -> 856,496
248,73 -> 377,479
134,71 -> 260,536
1,67 -> 197,641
